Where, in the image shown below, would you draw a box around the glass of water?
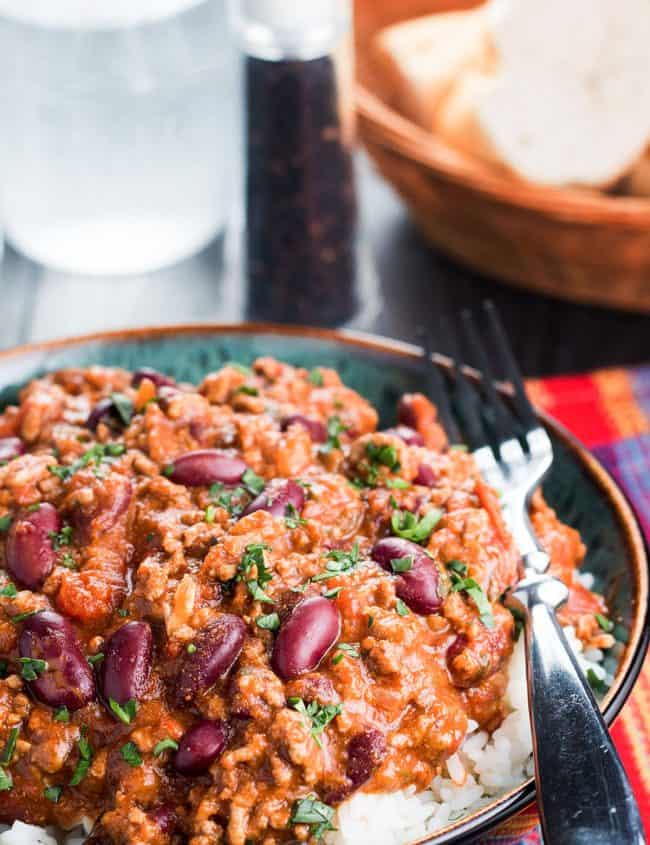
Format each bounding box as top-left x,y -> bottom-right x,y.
0,0 -> 234,275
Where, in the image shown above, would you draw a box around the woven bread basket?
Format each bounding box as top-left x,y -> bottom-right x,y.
355,0 -> 650,313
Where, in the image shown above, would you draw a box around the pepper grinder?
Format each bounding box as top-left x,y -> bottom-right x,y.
229,0 -> 365,326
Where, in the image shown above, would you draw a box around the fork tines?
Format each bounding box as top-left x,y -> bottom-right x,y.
423,302 -> 538,452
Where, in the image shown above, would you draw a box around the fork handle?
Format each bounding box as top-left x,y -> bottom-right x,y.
511,571 -> 646,845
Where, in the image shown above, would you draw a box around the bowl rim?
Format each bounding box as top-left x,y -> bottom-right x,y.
0,321 -> 647,843
355,84 -> 650,226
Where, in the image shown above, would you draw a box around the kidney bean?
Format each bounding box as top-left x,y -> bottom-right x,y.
396,566 -> 442,615
397,395 -> 418,430
414,463 -> 436,486
446,633 -> 468,668
281,414 -> 327,443
149,805 -> 177,834
271,596 -> 340,681
243,479 -> 305,518
371,537 -> 428,573
6,503 -> 61,590
173,719 -> 228,776
174,614 -> 246,704
346,727 -> 387,788
19,611 -> 95,710
383,425 -> 424,447
86,397 -> 118,431
132,367 -> 176,389
167,450 -> 246,487
99,621 -> 153,709
0,437 -> 25,462
371,537 -> 442,615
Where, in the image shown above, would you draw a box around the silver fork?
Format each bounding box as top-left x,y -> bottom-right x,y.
423,302 -> 645,845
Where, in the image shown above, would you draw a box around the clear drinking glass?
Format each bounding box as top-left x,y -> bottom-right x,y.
0,0 -> 234,275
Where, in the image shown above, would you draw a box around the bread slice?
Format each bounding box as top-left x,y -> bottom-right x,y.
370,6 -> 493,129
475,0 -> 650,187
434,70 -> 503,169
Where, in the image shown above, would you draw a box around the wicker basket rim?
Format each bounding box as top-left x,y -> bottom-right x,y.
356,83 -> 650,225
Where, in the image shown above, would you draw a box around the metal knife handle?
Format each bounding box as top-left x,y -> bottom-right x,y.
511,567 -> 646,845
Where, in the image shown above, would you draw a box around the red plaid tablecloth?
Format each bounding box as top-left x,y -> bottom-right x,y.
481,365 -> 650,844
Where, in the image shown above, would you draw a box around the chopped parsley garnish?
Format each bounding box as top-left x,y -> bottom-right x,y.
109,698 -> 137,725
49,524 -> 73,550
595,613 -> 614,633
0,727 -> 19,765
87,653 -> 104,666
508,605 -> 526,641
0,515 -> 12,533
18,657 -> 48,680
367,614 -> 374,629
290,796 -> 336,839
587,668 -> 609,696
390,556 -> 413,573
285,503 -> 307,530
235,385 -> 259,396
308,368 -> 324,386
117,609 -> 129,618
120,741 -> 142,767
186,643 -> 197,654
44,785 -> 63,803
0,583 -> 17,598
332,643 -> 359,665
237,543 -> 274,604
450,574 -> 495,629
110,393 -> 134,426
395,599 -> 410,617
153,738 -> 179,757
323,586 -> 342,599
365,441 -> 401,485
60,552 -> 77,570
386,477 -> 410,490
0,660 -> 7,679
26,503 -> 41,512
319,416 -> 346,455
49,443 -> 126,482
0,766 -> 12,792
53,707 -> 70,723
69,730 -> 92,786
447,560 -> 468,577
10,610 -> 38,624
162,464 -> 175,478
312,542 -> 360,582
288,698 -> 342,748
391,508 -> 442,543
205,504 -> 217,524
256,612 -> 280,631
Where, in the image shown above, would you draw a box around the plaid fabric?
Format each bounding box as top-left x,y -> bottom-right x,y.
479,365 -> 650,844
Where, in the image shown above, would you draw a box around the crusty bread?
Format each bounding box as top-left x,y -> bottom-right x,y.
370,6 -> 492,129
477,0 -> 650,187
434,70 -> 503,169
373,0 -> 650,190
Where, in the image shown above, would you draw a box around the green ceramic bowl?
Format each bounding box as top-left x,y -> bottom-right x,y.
0,323 -> 647,844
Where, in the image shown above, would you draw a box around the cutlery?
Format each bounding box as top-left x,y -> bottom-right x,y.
422,302 -> 646,845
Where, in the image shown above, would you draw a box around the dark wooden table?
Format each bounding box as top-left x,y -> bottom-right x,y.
1,154 -> 648,377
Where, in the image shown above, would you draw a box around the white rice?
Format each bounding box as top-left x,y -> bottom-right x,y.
0,628 -> 609,845
328,627 -> 609,845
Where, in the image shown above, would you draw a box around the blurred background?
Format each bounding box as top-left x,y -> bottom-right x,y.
0,0 -> 648,376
